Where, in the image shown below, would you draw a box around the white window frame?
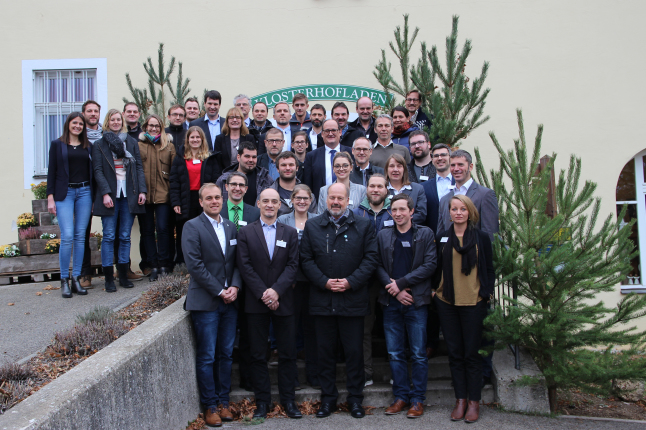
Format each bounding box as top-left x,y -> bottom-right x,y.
22,58 -> 107,189
619,149 -> 646,294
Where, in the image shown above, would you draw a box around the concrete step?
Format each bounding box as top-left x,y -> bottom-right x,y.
231,356 -> 452,386
229,380 -> 494,407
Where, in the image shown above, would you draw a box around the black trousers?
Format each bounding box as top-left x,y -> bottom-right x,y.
315,315 -> 364,405
435,296 -> 487,401
247,312 -> 297,404
236,286 -> 253,389
80,216 -> 93,276
294,281 -> 318,382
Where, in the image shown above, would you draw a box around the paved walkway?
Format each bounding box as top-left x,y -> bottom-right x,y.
0,277 -> 151,364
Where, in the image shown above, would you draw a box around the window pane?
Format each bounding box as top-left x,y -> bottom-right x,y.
617,203 -> 640,285
616,158 -> 636,201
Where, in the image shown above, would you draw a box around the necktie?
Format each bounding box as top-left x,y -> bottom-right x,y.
233,206 -> 241,230
330,149 -> 337,183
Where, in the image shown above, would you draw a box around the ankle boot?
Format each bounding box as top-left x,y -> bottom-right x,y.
61,279 -> 73,298
71,276 -> 88,295
464,400 -> 479,423
451,398 -> 467,421
149,267 -> 159,282
104,266 -> 117,293
117,263 -> 134,288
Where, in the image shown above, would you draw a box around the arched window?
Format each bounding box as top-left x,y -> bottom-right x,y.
616,151 -> 646,293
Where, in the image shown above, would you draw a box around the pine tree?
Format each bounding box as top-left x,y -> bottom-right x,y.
475,109 -> 646,413
122,43 -> 191,123
374,15 -> 490,146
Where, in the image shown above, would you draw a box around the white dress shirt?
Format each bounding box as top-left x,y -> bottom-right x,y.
387,183 -> 412,196
309,129 -> 319,150
436,173 -> 453,200
204,212 -> 227,289
276,125 -> 292,151
325,144 -> 341,186
454,177 -> 473,196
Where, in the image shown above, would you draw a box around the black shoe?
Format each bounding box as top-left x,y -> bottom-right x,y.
316,402 -> 337,418
70,276 -> 88,295
160,266 -> 170,275
103,266 -> 116,293
283,402 -> 302,419
253,402 -> 269,419
349,403 -> 365,418
117,263 -> 134,288
61,279 -> 72,298
149,268 -> 159,282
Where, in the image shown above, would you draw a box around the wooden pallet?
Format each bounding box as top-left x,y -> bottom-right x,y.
0,251 -> 101,285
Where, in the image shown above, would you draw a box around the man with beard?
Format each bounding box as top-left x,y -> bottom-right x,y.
405,90 -> 431,130
350,137 -> 384,186
408,130 -> 436,183
248,102 -> 274,150
184,97 -> 200,130
82,100 -> 102,144
216,141 -> 273,206
190,90 -> 224,151
301,182 -> 378,419
370,114 -> 411,169
166,104 -> 187,152
266,151 -> 315,217
289,93 -> 312,130
350,97 -> 377,143
306,104 -> 326,151
234,94 -> 253,127
257,128 -> 285,181
331,102 -> 364,147
124,102 -> 142,141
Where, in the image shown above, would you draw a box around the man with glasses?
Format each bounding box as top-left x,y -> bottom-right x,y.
233,94 -> 253,127
405,90 -> 431,130
289,93 -> 312,130
350,97 -> 378,143
350,137 -> 384,186
370,114 -> 411,169
303,119 -> 353,201
257,128 -> 286,181
291,131 -> 309,164
166,104 -> 188,153
266,152 -> 316,216
408,130 -> 436,183
216,141 -> 274,206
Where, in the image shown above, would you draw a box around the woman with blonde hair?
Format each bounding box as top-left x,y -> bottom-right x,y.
433,194 -> 494,423
92,109 -> 147,292
169,126 -> 222,264
138,114 -> 176,281
214,107 -> 256,171
384,153 -> 427,224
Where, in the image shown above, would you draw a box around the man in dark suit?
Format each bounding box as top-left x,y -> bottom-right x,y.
331,102 -> 365,147
182,183 -> 241,428
189,90 -> 224,152
236,188 -> 301,419
303,119 -> 353,201
350,136 -> 384,186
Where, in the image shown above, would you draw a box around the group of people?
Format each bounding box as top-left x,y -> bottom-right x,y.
45,90 -> 499,426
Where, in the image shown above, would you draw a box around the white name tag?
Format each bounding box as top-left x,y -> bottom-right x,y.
440,237 -> 449,243
401,241 -> 411,247
276,240 -> 287,248
192,159 -> 201,164
384,220 -> 394,227
420,175 -> 429,181
230,239 -> 237,246
238,221 -> 247,226
448,185 -> 455,189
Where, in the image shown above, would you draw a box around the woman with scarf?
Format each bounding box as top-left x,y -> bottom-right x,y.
433,194 -> 495,424
138,114 -> 177,281
92,109 -> 147,293
390,106 -> 419,150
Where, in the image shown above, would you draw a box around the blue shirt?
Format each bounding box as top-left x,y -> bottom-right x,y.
436,174 -> 453,200
261,219 -> 277,260
267,158 -> 279,180
205,114 -> 222,146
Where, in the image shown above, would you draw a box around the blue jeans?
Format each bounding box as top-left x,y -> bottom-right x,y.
100,197 -> 135,266
55,186 -> 92,278
383,301 -> 429,404
191,303 -> 238,408
142,203 -> 171,267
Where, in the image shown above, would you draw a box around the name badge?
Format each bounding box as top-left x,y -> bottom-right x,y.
401,241 -> 411,247
384,220 -> 394,227
448,185 -> 455,190
229,239 -> 237,246
440,237 -> 449,243
192,159 -> 201,164
238,221 -> 247,226
276,240 -> 287,248
420,175 -> 429,181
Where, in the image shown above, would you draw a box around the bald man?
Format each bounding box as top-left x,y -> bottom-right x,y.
236,188 -> 301,419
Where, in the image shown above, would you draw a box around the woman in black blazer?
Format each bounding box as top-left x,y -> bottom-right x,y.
46,112 -> 93,299
213,107 -> 256,171
169,126 -> 222,264
384,153 -> 427,224
433,194 -> 495,424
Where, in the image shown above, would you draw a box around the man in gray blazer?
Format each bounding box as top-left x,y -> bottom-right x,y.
182,183 -> 241,427
436,149 -> 499,241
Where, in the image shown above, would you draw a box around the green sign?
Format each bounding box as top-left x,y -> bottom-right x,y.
251,84 -> 391,108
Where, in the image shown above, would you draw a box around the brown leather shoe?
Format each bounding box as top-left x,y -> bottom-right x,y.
142,267 -> 152,277
465,400 -> 479,423
79,275 -> 93,289
127,269 -> 143,281
385,399 -> 408,415
451,398 -> 468,421
204,407 -> 222,427
218,404 -> 233,421
406,402 -> 424,418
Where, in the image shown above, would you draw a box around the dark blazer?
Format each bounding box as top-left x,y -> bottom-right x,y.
387,182 -> 427,225
221,201 -> 260,225
257,153 -> 304,182
408,160 -> 437,184
349,117 -> 378,143
421,174 -> 456,234
303,144 -> 353,201
91,134 -> 147,217
349,163 -> 384,186
236,220 -> 299,316
47,139 -> 94,201
189,116 -> 225,152
183,213 -> 241,311
213,133 -> 256,172
436,180 -> 500,241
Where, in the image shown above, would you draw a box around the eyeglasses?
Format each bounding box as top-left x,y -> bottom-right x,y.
323,129 -> 339,134
432,152 -> 450,158
266,139 -> 284,144
293,140 -> 307,145
228,116 -> 242,120
410,140 -> 428,147
170,113 -> 185,118
147,124 -> 161,130
405,98 -> 420,102
293,196 -> 311,202
353,148 -> 371,153
333,164 -> 351,170
227,182 -> 247,188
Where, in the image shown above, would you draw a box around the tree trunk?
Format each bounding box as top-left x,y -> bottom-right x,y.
548,385 -> 558,414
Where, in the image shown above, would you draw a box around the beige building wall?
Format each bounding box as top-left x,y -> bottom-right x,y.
2,0 -> 645,325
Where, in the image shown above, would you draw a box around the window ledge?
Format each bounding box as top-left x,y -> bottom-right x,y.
621,285 -> 646,294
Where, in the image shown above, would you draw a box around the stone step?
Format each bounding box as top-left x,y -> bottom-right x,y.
229,380 -> 494,407
230,356 -> 452,386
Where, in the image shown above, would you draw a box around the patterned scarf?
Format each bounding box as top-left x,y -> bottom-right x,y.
104,132 -> 135,166
392,122 -> 411,137
144,133 -> 161,143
